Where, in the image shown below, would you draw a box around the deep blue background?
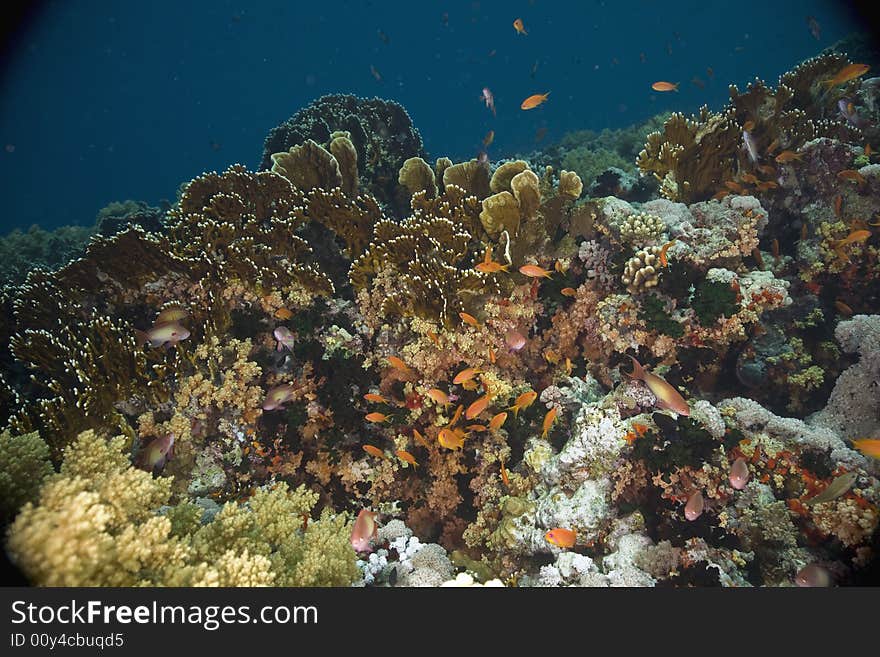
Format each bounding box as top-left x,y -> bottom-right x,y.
0,0 -> 868,231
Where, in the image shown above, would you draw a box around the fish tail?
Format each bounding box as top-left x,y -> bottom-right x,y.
627,355 -> 645,381
133,329 -> 149,348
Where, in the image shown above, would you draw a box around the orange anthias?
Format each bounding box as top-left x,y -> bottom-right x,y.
438,427 -> 467,450
541,407 -> 559,439
518,264 -> 552,278
508,390 -> 537,417
395,449 -> 418,467
513,18 -> 527,34
466,394 -> 492,420
362,445 -> 386,459
365,412 -> 391,423
426,388 -> 450,406
520,93 -> 549,110
363,393 -> 387,404
651,81 -> 679,92
460,312 -> 480,328
821,63 -> 870,88
545,528 -> 576,549
387,355 -> 411,373
489,411 -> 508,431
627,356 -> 690,416
853,439 -> 880,459
453,367 -> 481,385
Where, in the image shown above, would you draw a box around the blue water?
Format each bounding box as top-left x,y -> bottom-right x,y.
0,0 -> 867,231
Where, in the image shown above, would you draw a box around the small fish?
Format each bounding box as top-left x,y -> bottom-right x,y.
740,172 -> 759,185
771,238 -> 780,260
438,427 -> 466,450
377,28 -> 390,45
690,76 -> 705,89
262,383 -> 298,411
834,195 -> 843,217
136,433 -> 175,472
544,348 -> 560,365
651,81 -> 679,92
564,357 -> 573,376
134,322 -> 190,349
513,18 -> 527,34
426,388 -> 450,406
622,430 -> 638,445
729,457 -> 750,490
837,169 -> 866,186
627,356 -> 690,416
363,393 -> 388,404
427,330 -> 441,347
466,394 -> 492,420
632,423 -> 649,437
351,509 -> 378,552
774,150 -> 802,164
852,438 -> 880,459
706,66 -> 714,79
725,180 -> 745,193
520,93 -> 549,110
806,15 -> 821,41
541,407 -> 558,439
795,563 -> 832,587
369,65 -> 382,83
395,449 -> 418,467
466,423 -> 487,432
658,240 -> 676,267
518,264 -> 552,278
460,312 -> 480,328
365,412 -> 392,423
505,330 -> 527,352
530,59 -> 540,78
544,528 -> 576,549
274,307 -> 293,320
489,412 -> 508,431
821,63 -> 870,89
685,490 -> 704,521
806,471 -> 858,505
742,120 -> 756,132
508,390 -> 537,417
757,163 -> 777,176
155,306 -> 189,325
476,258 -> 509,274
488,347 -> 496,364
766,139 -> 780,155
274,326 -> 295,351
742,130 -> 759,164
483,130 -> 495,147
838,99 -> 867,128
712,189 -> 730,201
534,126 -> 548,142
755,180 -> 778,191
413,428 -> 431,448
561,287 -> 577,297
866,144 -> 873,157
453,367 -> 481,385
448,404 -> 464,427
481,87 -> 496,117
835,300 -> 853,316
362,445 -> 386,459
500,459 -> 510,487
387,355 -> 412,373
835,229 -> 871,249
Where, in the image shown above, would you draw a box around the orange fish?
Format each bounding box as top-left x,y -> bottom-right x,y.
426,388 -> 450,406
483,130 -> 495,147
466,423 -> 487,432
362,445 -> 386,458
623,430 -> 638,445
632,422 -> 649,437
476,259 -> 510,273
488,347 -> 496,364
520,93 -> 549,110
771,238 -> 780,259
853,438 -> 880,459
757,164 -> 777,176
363,393 -> 387,404
712,189 -> 730,201
742,120 -> 756,132
508,390 -> 537,417
740,172 -> 759,184
466,394 -> 492,420
836,229 -> 871,248
541,407 -> 558,439
395,449 -> 418,467
544,348 -> 561,365
724,180 -> 744,193
821,63 -> 870,88
835,300 -> 853,316
365,412 -> 392,423
489,412 -> 508,431
351,508 -> 378,551
561,287 -> 577,297
651,81 -> 679,92
453,367 -> 481,385
658,240 -> 676,267
500,459 -> 510,487
866,144 -> 873,157
774,150 -> 802,164
545,528 -> 576,549
427,329 -> 441,347
627,356 -> 690,416
837,169 -> 866,185
766,138 -> 780,155
387,355 -> 411,373
564,357 -> 573,376
519,264 -> 552,278
834,195 -> 843,217
448,404 -> 464,427
513,18 -> 527,34
460,312 -> 480,328
438,427 -> 466,450
756,180 -> 778,191
413,428 -> 431,448
274,307 -> 294,320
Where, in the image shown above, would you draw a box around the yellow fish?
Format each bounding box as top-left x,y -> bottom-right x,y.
627,356 -> 690,416
541,407 -> 558,439
488,412 -> 508,431
453,367 -> 481,385
853,438 -> 880,459
426,388 -> 450,406
395,449 -> 418,467
466,394 -> 492,420
544,528 -> 576,548
438,427 -> 467,450
508,390 -> 537,417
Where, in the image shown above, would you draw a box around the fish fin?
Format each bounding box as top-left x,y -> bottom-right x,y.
627,355 -> 645,381
133,329 -> 149,348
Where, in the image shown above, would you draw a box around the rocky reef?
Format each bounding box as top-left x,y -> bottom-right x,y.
2,56 -> 880,588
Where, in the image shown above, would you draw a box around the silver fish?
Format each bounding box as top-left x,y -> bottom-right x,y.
806,471 -> 858,506
743,130 -> 759,164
